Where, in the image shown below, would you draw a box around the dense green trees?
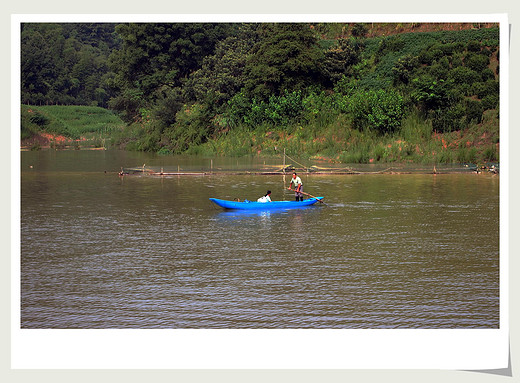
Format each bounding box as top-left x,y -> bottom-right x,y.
242,23 -> 323,100
106,23 -> 233,121
21,23 -> 118,107
21,23 -> 500,160
186,24 -> 260,109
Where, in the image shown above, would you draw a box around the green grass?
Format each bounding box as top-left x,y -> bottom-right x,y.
21,104 -> 125,140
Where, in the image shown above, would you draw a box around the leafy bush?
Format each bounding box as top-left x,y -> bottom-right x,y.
482,94 -> 499,110
323,38 -> 363,84
165,103 -> 213,153
411,77 -> 457,111
464,52 -> 490,72
29,112 -> 49,127
349,89 -> 404,133
376,36 -> 405,63
431,104 -> 465,132
465,100 -> 484,124
467,40 -> 482,52
234,90 -> 306,128
474,79 -> 499,99
392,55 -> 419,84
351,23 -> 368,37
448,66 -> 481,85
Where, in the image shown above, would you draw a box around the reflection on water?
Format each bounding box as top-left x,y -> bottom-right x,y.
215,205 -> 319,219
20,151 -> 499,329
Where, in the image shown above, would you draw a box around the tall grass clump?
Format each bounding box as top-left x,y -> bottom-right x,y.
457,146 -> 478,163
399,108 -> 433,143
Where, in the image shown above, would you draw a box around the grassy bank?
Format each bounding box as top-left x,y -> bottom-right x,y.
21,103 -> 499,165
21,105 -> 125,149
182,107 -> 499,165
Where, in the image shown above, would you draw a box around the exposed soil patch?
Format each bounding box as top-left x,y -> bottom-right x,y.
21,132 -> 88,150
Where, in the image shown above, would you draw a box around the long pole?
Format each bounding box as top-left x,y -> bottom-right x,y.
288,188 -> 326,204
282,148 -> 287,191
283,148 -> 286,173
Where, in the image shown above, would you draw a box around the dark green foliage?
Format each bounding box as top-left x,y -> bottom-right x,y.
226,91 -> 253,128
465,99 -> 484,124
448,66 -> 481,86
376,36 -> 405,64
232,90 -> 305,128
482,94 -> 499,110
107,23 -> 233,120
431,104 -> 465,132
243,23 -> 323,101
402,31 -> 500,136
20,22 -> 500,159
322,38 -> 363,85
29,112 -> 49,127
473,79 -> 499,99
467,40 -> 482,52
165,103 -> 214,153
349,89 -> 404,133
187,24 -> 260,108
351,23 -> 368,37
152,88 -> 184,127
464,52 -> 490,72
392,55 -> 419,84
21,23 -> 118,106
411,76 -> 457,111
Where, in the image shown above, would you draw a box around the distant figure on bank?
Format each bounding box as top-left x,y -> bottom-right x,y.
289,172 -> 303,201
257,190 -> 272,203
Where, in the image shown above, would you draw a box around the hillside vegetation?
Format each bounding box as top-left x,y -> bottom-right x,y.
20,23 -> 500,164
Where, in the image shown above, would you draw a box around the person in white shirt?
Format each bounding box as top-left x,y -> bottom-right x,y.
288,172 -> 303,201
257,190 -> 272,203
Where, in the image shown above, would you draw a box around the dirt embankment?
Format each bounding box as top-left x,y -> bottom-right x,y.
21,133 -> 106,151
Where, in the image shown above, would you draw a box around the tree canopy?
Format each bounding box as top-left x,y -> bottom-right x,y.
21,22 -> 500,157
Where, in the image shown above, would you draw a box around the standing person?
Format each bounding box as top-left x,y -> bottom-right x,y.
257,190 -> 272,203
288,172 -> 303,201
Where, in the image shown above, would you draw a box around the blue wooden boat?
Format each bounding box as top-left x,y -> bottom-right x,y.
210,197 -> 324,210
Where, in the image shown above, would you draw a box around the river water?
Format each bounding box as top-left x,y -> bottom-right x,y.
20,150 -> 500,329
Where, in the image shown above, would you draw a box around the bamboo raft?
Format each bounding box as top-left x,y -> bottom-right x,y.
118,163 -> 495,176
117,151 -> 498,176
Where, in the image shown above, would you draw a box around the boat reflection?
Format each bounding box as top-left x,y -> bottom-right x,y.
214,205 -> 319,221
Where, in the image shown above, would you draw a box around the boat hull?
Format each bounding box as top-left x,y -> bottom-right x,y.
210,197 -> 323,210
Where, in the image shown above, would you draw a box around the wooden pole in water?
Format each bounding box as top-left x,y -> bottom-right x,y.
283,148 -> 286,173
282,148 -> 287,191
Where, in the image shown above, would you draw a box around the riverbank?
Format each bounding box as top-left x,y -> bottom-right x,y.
155,104 -> 498,167
21,90 -> 499,165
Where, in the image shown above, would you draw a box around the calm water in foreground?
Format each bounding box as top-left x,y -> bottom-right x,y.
20,150 -> 499,328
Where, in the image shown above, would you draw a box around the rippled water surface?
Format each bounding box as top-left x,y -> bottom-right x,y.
20,151 -> 500,328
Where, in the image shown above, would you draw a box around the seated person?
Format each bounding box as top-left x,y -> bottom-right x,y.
257,190 -> 272,202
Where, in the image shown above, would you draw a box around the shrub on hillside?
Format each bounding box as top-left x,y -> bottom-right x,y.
349,89 -> 404,134
464,52 -> 490,72
29,112 -> 49,127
